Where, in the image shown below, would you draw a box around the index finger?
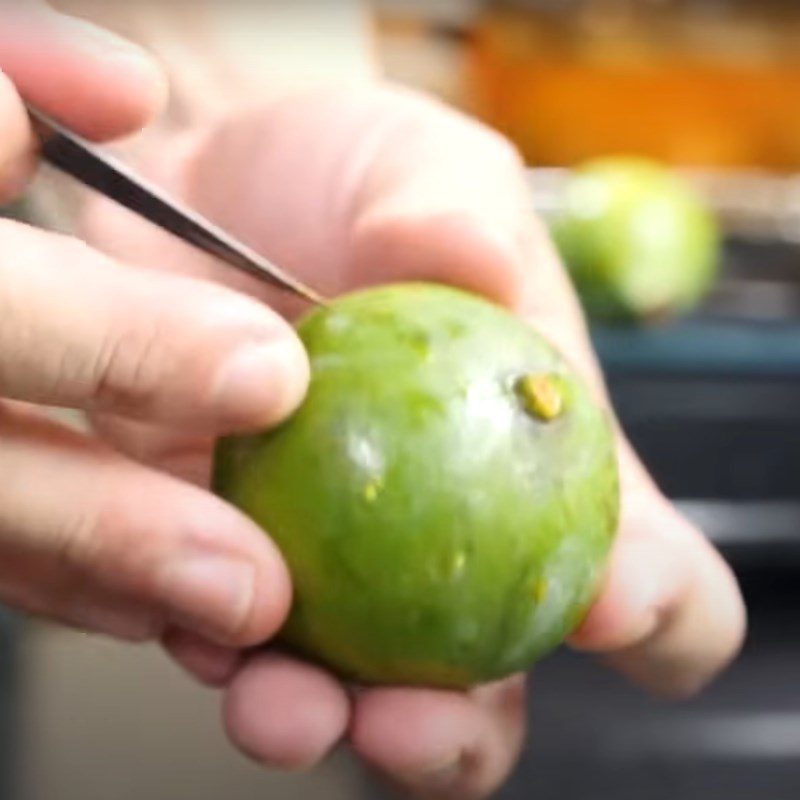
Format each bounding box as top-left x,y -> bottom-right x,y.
0,220 -> 309,434
0,3 -> 167,140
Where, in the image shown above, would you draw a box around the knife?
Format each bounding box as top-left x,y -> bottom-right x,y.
26,104 -> 328,307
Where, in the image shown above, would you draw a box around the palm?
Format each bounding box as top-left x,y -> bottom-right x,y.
81,87 -> 743,799
85,88 -> 536,310
86,88 -> 547,475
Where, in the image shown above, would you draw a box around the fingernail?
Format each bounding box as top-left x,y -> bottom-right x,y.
212,339 -> 309,430
161,556 -> 256,642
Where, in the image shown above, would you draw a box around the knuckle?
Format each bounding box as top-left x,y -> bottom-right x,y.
390,85 -> 524,170
50,481 -> 148,590
91,317 -> 169,415
0,230 -> 171,407
49,494 -> 110,579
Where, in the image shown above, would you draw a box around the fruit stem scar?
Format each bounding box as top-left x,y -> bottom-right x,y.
516,374 -> 565,422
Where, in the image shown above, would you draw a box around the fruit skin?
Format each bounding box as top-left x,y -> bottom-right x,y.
214,284 -> 619,689
552,157 -> 720,323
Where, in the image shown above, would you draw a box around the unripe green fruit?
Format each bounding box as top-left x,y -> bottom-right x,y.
214,284 -> 619,688
553,157 -> 720,323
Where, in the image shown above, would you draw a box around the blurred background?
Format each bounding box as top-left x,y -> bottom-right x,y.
3,1 -> 800,798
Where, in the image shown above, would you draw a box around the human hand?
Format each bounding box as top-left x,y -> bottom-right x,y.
0,5 -> 307,650
82,86 -> 747,798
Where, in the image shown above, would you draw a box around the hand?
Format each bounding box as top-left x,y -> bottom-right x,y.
0,7 -> 307,649
81,87 -> 747,797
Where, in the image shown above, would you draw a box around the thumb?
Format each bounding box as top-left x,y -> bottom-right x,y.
347,88 -> 532,309
0,2 -> 166,140
569,442 -> 746,698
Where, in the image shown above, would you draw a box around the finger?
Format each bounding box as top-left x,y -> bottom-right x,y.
0,403 -> 291,647
345,127 -> 746,696
90,415 -> 214,487
569,444 -> 746,698
78,89 -> 534,318
345,99 -> 603,392
223,653 -> 351,772
351,677 -> 527,800
515,229 -> 745,695
162,627 -> 242,687
0,70 -> 35,202
0,221 -> 309,432
0,508 -> 164,643
0,3 -> 167,139
19,580 -> 161,643
348,94 -> 532,308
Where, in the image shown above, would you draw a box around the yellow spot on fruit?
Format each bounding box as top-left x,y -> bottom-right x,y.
363,477 -> 383,504
517,374 -> 565,422
430,550 -> 468,582
531,578 -> 549,604
450,550 -> 467,579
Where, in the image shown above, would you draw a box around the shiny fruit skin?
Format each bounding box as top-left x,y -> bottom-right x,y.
214,284 -> 619,688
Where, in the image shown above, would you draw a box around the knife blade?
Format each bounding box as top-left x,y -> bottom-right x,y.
27,104 -> 327,307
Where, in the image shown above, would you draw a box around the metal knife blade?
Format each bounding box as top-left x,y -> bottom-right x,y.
27,104 -> 327,307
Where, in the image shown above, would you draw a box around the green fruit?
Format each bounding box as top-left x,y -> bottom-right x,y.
552,157 -> 720,323
214,284 -> 619,689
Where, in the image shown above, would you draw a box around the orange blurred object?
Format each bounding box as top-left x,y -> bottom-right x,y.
469,0 -> 800,169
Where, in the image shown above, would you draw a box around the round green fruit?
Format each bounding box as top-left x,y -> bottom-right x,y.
552,157 -> 720,323
214,284 -> 619,689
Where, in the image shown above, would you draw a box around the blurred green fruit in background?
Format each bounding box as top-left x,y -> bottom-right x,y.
552,157 -> 721,324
